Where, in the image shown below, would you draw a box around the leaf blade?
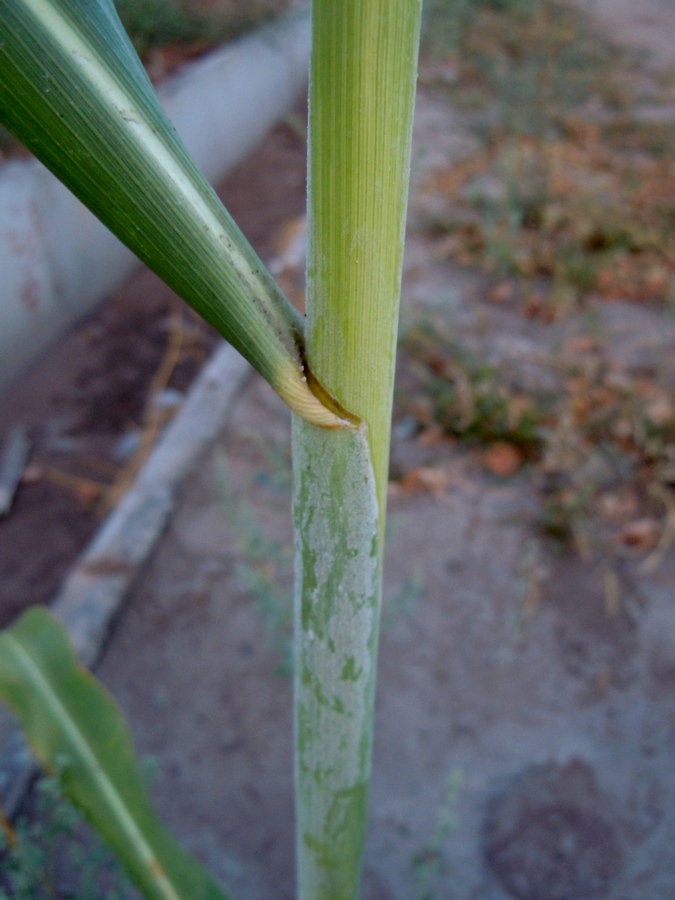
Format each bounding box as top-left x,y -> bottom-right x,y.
0,607 -> 227,900
0,0 -> 347,428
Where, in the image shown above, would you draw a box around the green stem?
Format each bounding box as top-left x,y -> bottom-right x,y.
293,2 -> 421,897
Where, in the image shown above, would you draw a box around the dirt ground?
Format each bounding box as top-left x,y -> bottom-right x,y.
577,0 -> 675,68
3,2 -> 675,898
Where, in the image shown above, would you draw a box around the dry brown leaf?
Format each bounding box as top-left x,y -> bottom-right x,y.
599,490 -> 638,523
487,281 -> 515,304
408,396 -> 435,426
20,463 -> 44,485
482,442 -> 523,477
646,394 -> 674,426
397,465 -> 452,497
617,518 -> 659,551
270,215 -> 307,269
417,423 -> 446,446
565,335 -> 597,354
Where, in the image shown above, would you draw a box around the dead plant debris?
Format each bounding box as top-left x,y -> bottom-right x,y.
419,0 -> 675,312
393,316 -> 675,566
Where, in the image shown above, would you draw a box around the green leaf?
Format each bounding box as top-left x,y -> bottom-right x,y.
0,0 -> 348,429
0,607 -> 227,900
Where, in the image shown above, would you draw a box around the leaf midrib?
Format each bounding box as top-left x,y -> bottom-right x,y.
4,633 -> 182,900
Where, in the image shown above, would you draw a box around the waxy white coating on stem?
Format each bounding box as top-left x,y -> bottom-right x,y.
293,418 -> 380,899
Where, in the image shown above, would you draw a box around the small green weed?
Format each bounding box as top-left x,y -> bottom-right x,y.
536,358 -> 675,553
0,776 -> 134,899
115,0 -> 217,57
215,451 -> 294,675
114,0 -> 290,60
382,563 -> 426,628
396,319 -> 545,456
395,315 -> 675,562
422,0 -> 536,61
412,768 -> 462,900
423,0 -> 615,129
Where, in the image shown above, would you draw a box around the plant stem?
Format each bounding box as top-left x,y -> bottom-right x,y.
293,2 -> 421,897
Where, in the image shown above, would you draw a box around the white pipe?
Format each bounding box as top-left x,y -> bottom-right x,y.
0,9 -> 310,394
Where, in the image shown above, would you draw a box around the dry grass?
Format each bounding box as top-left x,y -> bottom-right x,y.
395,315 -> 675,563
419,0 -> 675,311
